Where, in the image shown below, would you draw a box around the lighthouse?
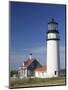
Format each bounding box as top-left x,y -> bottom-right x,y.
47,19 -> 60,78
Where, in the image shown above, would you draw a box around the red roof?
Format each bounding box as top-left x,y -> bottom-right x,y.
34,66 -> 47,72
24,59 -> 33,67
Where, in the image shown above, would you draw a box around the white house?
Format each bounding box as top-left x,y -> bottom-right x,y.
18,57 -> 47,79
18,53 -> 42,79
34,66 -> 47,78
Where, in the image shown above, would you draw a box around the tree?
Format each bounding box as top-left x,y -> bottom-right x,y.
10,70 -> 18,77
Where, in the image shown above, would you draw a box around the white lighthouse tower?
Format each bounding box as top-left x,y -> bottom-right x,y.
47,19 -> 60,78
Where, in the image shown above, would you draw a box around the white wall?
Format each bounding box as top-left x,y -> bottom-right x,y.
35,71 -> 47,78
48,33 -> 59,39
18,68 -> 27,79
47,40 -> 59,77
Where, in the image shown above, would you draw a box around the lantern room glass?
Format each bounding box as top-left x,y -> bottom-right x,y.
48,19 -> 58,31
48,23 -> 58,31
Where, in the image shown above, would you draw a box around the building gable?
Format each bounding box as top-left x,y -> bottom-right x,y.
27,59 -> 42,70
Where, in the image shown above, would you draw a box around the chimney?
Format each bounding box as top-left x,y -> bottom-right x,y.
29,53 -> 32,60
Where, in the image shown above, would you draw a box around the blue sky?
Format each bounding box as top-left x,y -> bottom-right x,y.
10,2 -> 65,70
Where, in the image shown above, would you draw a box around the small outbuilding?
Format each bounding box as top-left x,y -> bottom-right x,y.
34,66 -> 47,78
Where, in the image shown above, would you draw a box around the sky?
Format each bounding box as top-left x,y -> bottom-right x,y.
10,1 -> 66,70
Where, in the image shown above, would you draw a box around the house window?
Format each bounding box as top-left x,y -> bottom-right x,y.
54,71 -> 56,75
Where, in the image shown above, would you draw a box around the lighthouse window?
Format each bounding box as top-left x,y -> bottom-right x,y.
54,71 -> 56,75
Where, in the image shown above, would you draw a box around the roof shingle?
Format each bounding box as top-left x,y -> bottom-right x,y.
24,59 -> 33,67
34,66 -> 47,72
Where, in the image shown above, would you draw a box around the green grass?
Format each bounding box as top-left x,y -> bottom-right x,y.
10,76 -> 66,88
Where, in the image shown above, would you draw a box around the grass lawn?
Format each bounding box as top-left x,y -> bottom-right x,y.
10,76 -> 66,88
